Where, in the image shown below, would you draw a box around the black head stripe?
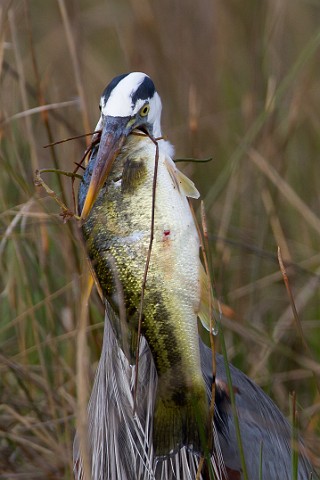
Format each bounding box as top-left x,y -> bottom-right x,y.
131,76 -> 155,105
101,73 -> 129,106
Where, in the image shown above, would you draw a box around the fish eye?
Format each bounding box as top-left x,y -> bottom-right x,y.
139,103 -> 150,117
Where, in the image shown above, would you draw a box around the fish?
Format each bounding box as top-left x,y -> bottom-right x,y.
78,72 -> 213,457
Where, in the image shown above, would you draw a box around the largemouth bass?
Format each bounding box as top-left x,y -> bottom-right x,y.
78,72 -> 211,456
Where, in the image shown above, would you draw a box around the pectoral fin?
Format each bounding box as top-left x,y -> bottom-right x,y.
198,265 -> 236,334
164,158 -> 200,199
197,264 -> 217,334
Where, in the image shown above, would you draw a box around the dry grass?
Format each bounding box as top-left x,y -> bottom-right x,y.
1,0 -> 320,478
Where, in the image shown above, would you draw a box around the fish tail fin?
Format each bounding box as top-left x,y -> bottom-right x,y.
153,384 -> 209,457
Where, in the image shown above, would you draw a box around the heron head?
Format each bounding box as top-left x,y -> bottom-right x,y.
80,72 -> 162,220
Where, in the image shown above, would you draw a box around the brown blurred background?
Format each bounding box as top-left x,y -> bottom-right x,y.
1,1 -> 320,477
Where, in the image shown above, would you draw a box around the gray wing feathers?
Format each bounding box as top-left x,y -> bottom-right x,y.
200,341 -> 316,479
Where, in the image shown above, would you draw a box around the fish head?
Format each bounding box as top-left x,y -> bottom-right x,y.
80,72 -> 162,220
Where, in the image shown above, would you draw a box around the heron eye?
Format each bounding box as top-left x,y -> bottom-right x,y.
139,104 -> 150,117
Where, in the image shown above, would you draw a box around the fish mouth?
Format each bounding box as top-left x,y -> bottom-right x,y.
80,115 -> 134,221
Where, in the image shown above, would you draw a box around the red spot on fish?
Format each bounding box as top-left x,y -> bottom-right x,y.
162,229 -> 171,244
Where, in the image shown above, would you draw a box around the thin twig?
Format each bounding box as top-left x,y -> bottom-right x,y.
174,157 -> 213,164
34,170 -> 80,222
133,134 -> 159,413
43,131 -> 101,148
131,131 -> 163,142
131,130 -> 211,164
39,168 -> 82,180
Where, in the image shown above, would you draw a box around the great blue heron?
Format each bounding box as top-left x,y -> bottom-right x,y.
74,72 -> 317,480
